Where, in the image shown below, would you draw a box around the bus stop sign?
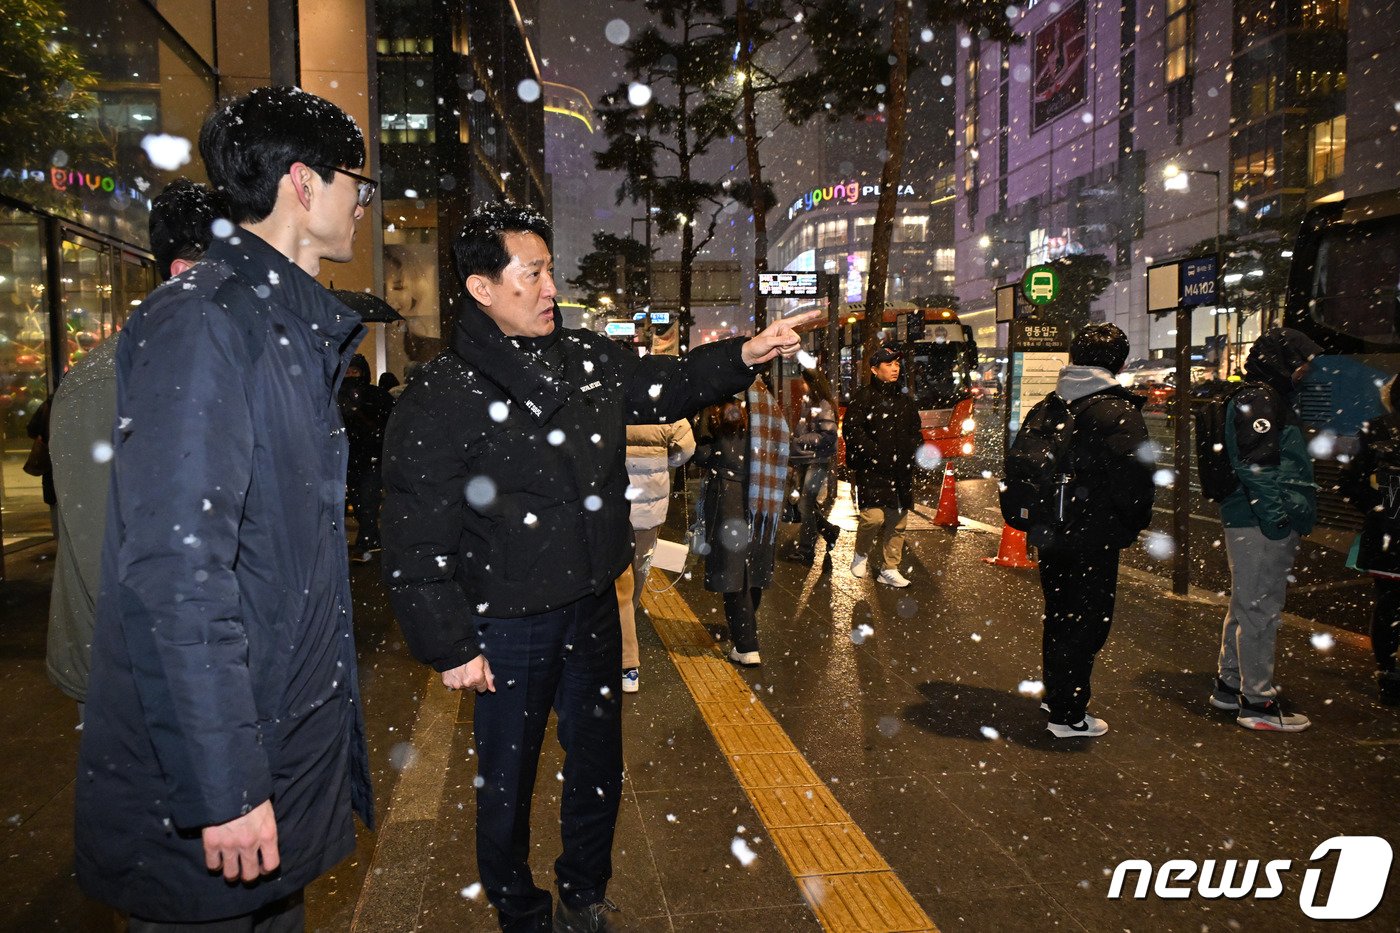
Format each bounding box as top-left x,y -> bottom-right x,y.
1022,265 -> 1060,305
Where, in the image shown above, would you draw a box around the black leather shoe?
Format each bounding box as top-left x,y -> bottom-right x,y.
553,898 -> 619,932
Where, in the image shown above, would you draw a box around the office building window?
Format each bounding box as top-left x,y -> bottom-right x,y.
1302,0 -> 1348,30
934,248 -> 955,273
1310,114 -> 1345,185
1165,0 -> 1195,122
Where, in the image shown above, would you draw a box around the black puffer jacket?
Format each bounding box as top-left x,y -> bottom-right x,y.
381,299 -> 756,670
842,378 -> 923,510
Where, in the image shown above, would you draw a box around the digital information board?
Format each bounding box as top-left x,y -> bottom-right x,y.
757,271 -> 819,297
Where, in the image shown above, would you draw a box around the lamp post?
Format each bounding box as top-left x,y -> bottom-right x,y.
1162,163 -> 1224,597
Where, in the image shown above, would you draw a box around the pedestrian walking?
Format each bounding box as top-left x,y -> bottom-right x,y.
1340,380 -> 1400,703
74,86 -> 376,927
786,367 -> 840,564
380,201 -> 814,933
1030,324 -> 1154,738
843,346 -> 923,587
1210,327 -> 1321,731
696,376 -> 791,666
615,418 -> 695,693
47,179 -> 222,716
339,353 -> 394,562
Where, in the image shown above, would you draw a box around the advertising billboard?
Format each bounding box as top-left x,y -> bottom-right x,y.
1032,1 -> 1088,130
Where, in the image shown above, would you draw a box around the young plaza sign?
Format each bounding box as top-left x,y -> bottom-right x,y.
786,180 -> 920,220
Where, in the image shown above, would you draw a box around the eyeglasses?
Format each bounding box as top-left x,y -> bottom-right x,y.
314,165 -> 378,207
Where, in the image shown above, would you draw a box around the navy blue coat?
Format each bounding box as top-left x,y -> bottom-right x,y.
75,230 -> 374,921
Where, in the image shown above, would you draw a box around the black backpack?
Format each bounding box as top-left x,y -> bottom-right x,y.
1000,393 -> 1098,543
1194,383 -> 1243,502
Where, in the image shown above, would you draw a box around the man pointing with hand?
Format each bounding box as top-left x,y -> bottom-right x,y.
382,202 -> 814,933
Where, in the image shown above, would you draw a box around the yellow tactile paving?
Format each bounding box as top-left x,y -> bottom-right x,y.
728,751 -> 824,789
641,586 -> 938,933
800,874 -> 937,933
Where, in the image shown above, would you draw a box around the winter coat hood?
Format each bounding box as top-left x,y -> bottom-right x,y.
1244,327 -> 1322,395
1056,365 -> 1121,403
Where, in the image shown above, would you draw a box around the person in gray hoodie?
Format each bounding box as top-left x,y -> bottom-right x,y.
1038,323 -> 1155,738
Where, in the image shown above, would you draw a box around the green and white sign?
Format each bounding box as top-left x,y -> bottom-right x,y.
1022,265 -> 1060,305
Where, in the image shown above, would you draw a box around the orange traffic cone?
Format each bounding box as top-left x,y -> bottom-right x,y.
982,524 -> 1037,569
933,465 -> 960,528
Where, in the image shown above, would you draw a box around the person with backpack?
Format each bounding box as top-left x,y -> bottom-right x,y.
843,346 -> 924,587
1207,327 -> 1321,731
1003,323 -> 1154,738
1341,375 -> 1400,705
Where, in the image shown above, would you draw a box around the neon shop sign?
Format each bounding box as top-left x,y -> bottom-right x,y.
787,180 -> 918,220
1,165 -> 149,204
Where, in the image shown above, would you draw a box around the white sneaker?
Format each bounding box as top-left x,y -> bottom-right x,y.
728,648 -> 762,667
621,668 -> 639,694
1047,715 -> 1109,738
877,568 -> 911,588
850,553 -> 869,578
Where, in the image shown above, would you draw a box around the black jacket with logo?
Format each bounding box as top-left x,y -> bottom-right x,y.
381,300 -> 755,670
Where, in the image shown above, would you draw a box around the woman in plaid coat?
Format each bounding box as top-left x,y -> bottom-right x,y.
696,376 -> 790,667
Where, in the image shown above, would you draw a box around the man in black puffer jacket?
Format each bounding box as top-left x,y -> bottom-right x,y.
842,346 -> 924,588
1039,323 -> 1155,739
381,202 -> 814,933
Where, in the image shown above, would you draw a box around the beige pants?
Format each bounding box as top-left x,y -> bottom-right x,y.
855,507 -> 908,570
615,528 -> 660,670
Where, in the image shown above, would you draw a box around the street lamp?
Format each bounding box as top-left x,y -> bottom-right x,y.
1162,163 -> 1226,369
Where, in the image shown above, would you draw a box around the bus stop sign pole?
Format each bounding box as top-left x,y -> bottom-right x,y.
1150,257 -> 1203,597
1172,308 -> 1191,596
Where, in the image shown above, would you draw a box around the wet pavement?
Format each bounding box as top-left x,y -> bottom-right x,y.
0,469 -> 1396,931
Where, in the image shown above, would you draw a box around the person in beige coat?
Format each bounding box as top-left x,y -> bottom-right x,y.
615,418 -> 695,692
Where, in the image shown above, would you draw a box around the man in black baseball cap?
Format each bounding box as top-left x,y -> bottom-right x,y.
841,346 -> 924,587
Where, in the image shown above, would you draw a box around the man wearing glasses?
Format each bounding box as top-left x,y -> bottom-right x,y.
75,86 -> 376,930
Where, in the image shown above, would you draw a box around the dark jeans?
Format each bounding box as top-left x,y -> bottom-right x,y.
1374,576 -> 1400,673
1039,543 -> 1120,724
722,588 -> 763,653
795,460 -> 832,555
346,465 -> 382,550
473,589 -> 624,931
129,891 -> 304,932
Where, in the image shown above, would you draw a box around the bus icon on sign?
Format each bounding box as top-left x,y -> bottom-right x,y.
1023,266 -> 1059,305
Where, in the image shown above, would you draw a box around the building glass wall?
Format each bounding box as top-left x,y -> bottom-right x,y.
373,0 -> 547,377
0,0 -> 277,565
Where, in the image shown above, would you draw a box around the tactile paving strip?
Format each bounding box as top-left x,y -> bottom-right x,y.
642,586 -> 938,932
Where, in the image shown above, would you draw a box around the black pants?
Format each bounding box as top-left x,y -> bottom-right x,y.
129,891 -> 303,932
1374,576 -> 1400,673
723,588 -> 763,653
473,589 -> 623,932
1039,544 -> 1120,724
346,465 -> 382,550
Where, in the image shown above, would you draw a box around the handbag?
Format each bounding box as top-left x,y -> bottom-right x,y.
23,436 -> 51,477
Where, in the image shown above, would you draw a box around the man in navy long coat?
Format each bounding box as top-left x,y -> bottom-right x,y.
75,86 -> 376,928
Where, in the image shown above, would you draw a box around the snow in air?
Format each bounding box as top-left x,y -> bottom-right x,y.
730,837 -> 757,867
141,134 -> 192,170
